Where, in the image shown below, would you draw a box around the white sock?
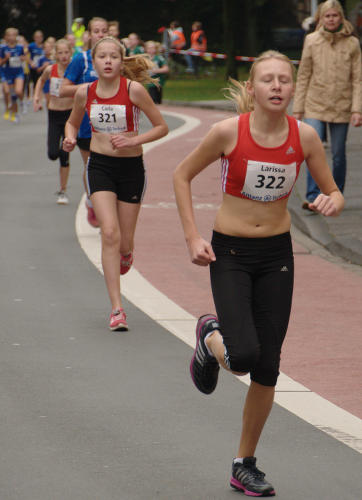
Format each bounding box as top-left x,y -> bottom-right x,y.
233,458 -> 244,464
204,331 -> 215,357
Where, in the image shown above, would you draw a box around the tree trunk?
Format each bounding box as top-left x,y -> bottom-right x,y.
223,0 -> 238,80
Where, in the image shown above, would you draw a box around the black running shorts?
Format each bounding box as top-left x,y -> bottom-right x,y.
86,151 -> 146,203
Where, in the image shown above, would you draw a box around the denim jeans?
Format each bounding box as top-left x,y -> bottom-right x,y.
304,118 -> 349,202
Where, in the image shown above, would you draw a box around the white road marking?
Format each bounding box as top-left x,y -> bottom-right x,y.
75,110 -> 362,454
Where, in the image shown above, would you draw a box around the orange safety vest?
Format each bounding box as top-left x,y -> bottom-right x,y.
190,30 -> 207,51
171,29 -> 186,49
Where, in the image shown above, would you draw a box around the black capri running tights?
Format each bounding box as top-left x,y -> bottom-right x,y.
47,109 -> 72,167
210,230 -> 294,387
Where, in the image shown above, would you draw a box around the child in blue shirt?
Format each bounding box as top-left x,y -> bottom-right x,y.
60,16 -> 108,227
0,27 -> 25,123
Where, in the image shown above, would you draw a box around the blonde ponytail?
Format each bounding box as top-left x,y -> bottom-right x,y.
122,54 -> 159,86
225,78 -> 254,114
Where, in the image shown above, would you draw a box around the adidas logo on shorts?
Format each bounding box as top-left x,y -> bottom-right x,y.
280,266 -> 289,271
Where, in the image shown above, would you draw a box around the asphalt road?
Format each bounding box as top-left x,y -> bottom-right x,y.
0,109 -> 361,500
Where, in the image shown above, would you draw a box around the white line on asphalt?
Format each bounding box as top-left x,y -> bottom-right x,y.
75,110 -> 362,454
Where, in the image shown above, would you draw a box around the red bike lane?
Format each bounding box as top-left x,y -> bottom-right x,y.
135,104 -> 362,419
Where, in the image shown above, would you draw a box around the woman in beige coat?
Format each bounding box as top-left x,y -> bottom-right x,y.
293,0 -> 361,207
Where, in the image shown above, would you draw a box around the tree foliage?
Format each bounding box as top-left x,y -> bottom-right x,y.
0,0 -> 313,80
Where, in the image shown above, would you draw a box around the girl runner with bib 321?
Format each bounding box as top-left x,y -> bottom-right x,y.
63,36 -> 168,331
173,50 -> 344,497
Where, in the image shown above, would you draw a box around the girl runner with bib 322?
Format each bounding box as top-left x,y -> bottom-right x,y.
63,36 -> 168,331
173,50 -> 344,497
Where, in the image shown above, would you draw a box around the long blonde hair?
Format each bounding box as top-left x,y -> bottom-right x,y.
91,36 -> 158,85
318,0 -> 345,23
225,50 -> 296,114
317,0 -> 355,31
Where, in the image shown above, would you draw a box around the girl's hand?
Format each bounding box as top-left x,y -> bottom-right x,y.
62,137 -> 77,152
33,98 -> 42,112
33,99 -> 39,112
309,194 -> 338,217
110,134 -> 137,150
187,236 -> 216,266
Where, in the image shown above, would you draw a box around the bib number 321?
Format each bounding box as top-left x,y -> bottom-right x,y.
90,104 -> 127,133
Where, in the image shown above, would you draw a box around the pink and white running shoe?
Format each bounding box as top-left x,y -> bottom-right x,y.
109,309 -> 128,331
120,252 -> 133,275
85,201 -> 99,228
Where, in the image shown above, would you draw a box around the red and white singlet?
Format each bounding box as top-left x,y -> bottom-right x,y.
221,112 -> 305,202
49,64 -> 63,97
86,77 -> 140,134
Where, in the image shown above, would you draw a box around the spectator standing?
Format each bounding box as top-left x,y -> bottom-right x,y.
185,21 -> 207,75
293,0 -> 361,208
144,40 -> 169,104
71,18 -> 86,53
168,21 -> 186,68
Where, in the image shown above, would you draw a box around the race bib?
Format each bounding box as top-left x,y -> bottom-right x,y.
9,56 -> 21,68
50,77 -> 62,97
242,160 -> 297,202
33,54 -> 41,65
90,104 -> 127,133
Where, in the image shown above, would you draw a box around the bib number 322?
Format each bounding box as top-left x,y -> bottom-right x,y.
254,174 -> 286,190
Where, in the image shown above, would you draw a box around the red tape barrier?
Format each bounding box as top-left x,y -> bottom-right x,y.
170,48 -> 300,65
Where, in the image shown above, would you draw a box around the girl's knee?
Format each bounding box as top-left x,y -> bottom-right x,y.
47,150 -> 58,161
102,227 -> 121,247
225,345 -> 260,374
251,364 -> 280,387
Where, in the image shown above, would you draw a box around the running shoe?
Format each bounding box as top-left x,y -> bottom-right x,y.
230,457 -> 275,497
56,191 -> 69,205
120,252 -> 133,275
109,308 -> 128,331
11,113 -> 20,124
21,101 -> 28,114
85,201 -> 99,228
190,314 -> 220,394
3,110 -> 10,120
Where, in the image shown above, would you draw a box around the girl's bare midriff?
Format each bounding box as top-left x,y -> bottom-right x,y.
90,130 -> 143,157
48,94 -> 74,111
214,193 -> 291,238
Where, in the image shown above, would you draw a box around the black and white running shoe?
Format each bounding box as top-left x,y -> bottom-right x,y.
230,457 -> 275,497
190,314 -> 220,394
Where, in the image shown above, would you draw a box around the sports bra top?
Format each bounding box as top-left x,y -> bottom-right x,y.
85,76 -> 140,134
221,112 -> 304,202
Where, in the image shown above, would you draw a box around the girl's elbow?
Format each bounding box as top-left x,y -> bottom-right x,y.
160,123 -> 169,137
